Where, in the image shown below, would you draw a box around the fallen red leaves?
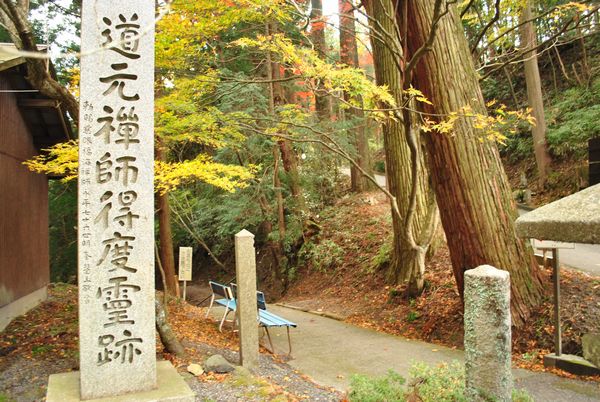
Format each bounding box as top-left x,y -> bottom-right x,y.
0,283 -> 79,364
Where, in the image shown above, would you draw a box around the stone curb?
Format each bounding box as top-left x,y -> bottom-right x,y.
275,303 -> 346,322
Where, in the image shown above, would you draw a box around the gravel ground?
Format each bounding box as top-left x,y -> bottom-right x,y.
0,340 -> 341,401
0,354 -> 78,401
0,284 -> 342,401
182,340 -> 342,401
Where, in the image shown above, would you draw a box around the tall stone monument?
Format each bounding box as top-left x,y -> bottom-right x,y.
76,1 -> 156,398
46,1 -> 194,400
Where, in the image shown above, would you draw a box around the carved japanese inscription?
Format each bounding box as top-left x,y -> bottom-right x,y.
78,1 -> 155,399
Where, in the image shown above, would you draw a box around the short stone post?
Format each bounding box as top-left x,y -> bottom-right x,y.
464,265 -> 512,402
235,230 -> 259,371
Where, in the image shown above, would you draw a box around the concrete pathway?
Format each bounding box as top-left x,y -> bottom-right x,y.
260,305 -> 600,401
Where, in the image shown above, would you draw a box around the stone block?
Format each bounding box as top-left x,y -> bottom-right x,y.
515,183 -> 600,244
46,360 -> 195,402
204,354 -> 234,373
543,353 -> 600,376
582,333 -> 600,368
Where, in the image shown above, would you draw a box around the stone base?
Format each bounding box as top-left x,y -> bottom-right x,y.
46,361 -> 195,402
543,353 -> 600,376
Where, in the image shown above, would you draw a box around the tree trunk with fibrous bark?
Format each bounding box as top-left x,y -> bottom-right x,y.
403,0 -> 544,326
520,0 -> 552,187
364,0 -> 438,295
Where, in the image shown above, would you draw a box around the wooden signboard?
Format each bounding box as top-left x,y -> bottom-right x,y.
178,247 -> 193,281
178,247 -> 193,300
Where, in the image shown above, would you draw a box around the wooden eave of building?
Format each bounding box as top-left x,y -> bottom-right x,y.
0,43 -> 73,152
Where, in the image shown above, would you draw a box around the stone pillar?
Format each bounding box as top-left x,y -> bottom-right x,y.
235,230 -> 259,371
464,265 -> 512,402
77,0 -> 156,398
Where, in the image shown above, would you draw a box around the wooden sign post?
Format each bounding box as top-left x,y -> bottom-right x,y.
178,247 -> 193,301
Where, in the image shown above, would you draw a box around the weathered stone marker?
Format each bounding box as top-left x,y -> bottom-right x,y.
47,1 -> 194,400
464,265 -> 512,402
235,230 -> 259,371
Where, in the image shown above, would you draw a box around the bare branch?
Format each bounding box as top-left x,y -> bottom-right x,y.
470,0 -> 501,54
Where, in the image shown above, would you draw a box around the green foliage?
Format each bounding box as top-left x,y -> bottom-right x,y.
298,239 -> 344,272
348,370 -> 406,402
513,389 -> 535,402
349,362 -> 533,402
170,186 -> 266,258
374,160 -> 386,173
546,78 -> 600,157
409,361 -> 466,402
48,181 -> 77,283
31,344 -> 54,356
371,238 -> 392,272
501,77 -> 600,161
406,311 -> 421,323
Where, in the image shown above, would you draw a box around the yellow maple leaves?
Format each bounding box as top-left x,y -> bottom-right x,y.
24,141 -> 256,194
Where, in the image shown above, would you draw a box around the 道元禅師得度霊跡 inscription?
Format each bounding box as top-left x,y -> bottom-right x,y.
77,2 -> 156,399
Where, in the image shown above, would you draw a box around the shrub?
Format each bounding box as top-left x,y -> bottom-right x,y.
409,361 -> 466,402
546,78 -> 600,157
502,78 -> 600,161
370,238 -> 392,272
374,160 -> 386,173
348,370 -> 406,402
298,239 -> 344,272
347,362 -> 534,402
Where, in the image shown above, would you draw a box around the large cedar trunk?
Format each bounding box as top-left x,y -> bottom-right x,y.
365,0 -> 438,294
404,0 -> 544,325
520,0 -> 552,186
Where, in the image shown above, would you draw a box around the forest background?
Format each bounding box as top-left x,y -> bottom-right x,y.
1,0 -> 598,348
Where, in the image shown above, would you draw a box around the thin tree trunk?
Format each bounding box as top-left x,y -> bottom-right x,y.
503,66 -> 519,107
310,0 -> 331,119
273,146 -> 286,246
548,50 -> 559,93
519,0 -> 552,187
339,0 -> 373,192
554,46 -> 572,83
576,15 -> 591,86
155,144 -> 178,297
266,26 -> 287,284
267,22 -> 304,210
404,0 -> 544,326
155,298 -> 186,357
365,0 -> 438,295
